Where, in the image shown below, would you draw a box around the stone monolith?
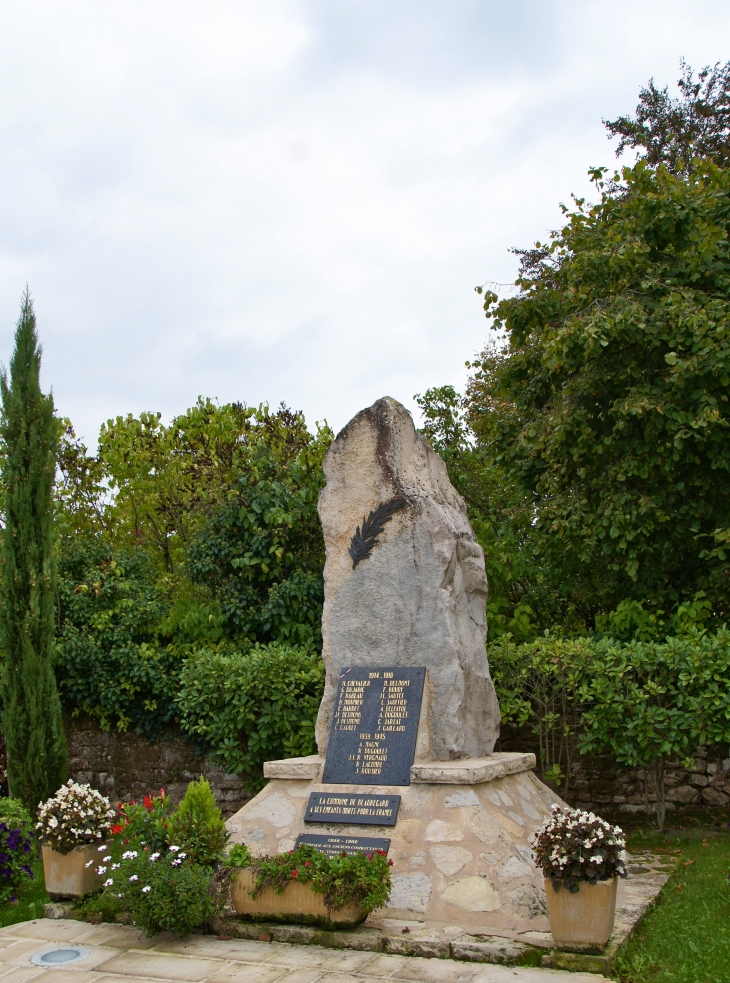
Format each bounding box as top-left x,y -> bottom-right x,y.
315,396 -> 500,761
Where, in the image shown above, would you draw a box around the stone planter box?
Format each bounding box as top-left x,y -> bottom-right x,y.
230,869 -> 368,929
545,876 -> 618,951
42,843 -> 104,900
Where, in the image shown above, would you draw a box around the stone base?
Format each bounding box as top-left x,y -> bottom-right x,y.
225,756 -> 560,937
209,851 -> 670,971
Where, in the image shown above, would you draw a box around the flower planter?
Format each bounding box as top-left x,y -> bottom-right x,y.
42,843 -> 104,900
544,876 -> 618,951
230,869 -> 368,929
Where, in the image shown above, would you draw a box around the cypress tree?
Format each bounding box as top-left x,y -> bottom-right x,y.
0,291 -> 66,810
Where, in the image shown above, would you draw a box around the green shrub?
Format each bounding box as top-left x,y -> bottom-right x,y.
226,843 -> 392,914
100,847 -> 217,936
577,630 -> 730,829
0,799 -> 33,834
176,643 -> 325,788
488,634 -> 588,797
55,539 -> 181,736
165,778 -> 229,866
489,628 -> 730,829
75,888 -> 126,923
0,798 -> 35,903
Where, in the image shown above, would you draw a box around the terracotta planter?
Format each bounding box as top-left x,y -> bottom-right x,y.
230,869 -> 368,929
544,876 -> 618,951
42,843 -> 105,900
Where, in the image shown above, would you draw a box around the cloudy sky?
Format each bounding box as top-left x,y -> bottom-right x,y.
0,1 -> 728,443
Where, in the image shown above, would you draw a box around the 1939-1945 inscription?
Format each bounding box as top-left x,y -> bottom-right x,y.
304,792 -> 401,826
294,833 -> 390,857
322,666 -> 425,786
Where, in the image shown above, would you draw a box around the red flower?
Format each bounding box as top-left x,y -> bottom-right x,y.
367,853 -> 373,860
388,860 -> 394,866
341,852 -> 347,857
143,796 -> 153,812
159,789 -> 165,798
375,849 -> 387,856
110,824 -> 125,835
304,861 -> 311,867
291,869 -> 298,878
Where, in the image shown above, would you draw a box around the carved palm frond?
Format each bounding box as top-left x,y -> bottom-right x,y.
348,498 -> 407,569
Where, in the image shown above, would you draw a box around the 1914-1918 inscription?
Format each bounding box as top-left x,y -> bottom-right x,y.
294,833 -> 390,857
322,666 -> 425,786
304,792 -> 401,826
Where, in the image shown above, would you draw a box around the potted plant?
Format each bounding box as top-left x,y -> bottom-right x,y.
531,804 -> 628,951
225,843 -> 393,930
37,780 -> 117,899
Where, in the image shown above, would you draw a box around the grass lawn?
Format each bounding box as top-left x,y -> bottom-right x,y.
0,854 -> 50,929
614,830 -> 730,983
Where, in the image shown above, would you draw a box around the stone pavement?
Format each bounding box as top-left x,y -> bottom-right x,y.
0,920 -> 608,983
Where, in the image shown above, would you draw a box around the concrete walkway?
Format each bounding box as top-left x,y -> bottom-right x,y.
0,920 -> 609,983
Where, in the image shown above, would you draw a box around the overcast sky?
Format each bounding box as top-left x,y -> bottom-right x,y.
1,1 -> 728,443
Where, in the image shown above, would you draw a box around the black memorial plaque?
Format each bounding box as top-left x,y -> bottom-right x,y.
322,666 -> 425,786
294,833 -> 390,857
303,791 -> 401,826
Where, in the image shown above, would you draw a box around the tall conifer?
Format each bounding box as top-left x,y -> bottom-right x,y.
0,291 -> 66,809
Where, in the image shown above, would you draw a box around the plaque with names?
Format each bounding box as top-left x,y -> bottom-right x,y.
294,833 -> 390,857
303,791 -> 401,826
322,666 -> 426,786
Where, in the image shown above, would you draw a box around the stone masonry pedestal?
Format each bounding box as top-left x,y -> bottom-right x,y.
226,751 -> 565,937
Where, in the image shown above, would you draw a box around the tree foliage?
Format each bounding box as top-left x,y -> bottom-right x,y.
470,160 -> 730,623
187,412 -> 329,649
0,293 -> 67,810
53,402 -> 331,746
415,385 -> 555,639
54,538 -> 180,735
605,59 -> 730,175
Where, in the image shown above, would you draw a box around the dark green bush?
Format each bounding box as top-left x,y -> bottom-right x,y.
187,441 -> 325,649
176,642 -> 324,788
54,539 -> 179,736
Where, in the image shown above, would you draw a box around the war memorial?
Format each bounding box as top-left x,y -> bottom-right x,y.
226,397 -> 564,941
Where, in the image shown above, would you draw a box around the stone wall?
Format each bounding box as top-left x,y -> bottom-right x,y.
66,716 -> 252,817
64,713 -> 730,820
497,723 -> 730,815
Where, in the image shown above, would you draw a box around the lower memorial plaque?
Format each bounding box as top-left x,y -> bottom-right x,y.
294,833 -> 390,857
304,791 -> 401,826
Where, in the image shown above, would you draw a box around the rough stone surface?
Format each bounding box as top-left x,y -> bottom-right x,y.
20,917 -> 615,980
226,769 -> 564,936
441,876 -> 502,912
315,396 -> 500,761
66,714 -> 250,816
499,724 -> 730,815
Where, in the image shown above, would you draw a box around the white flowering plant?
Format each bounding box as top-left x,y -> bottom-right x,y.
36,781 -> 117,854
531,804 -> 628,893
92,845 -> 217,936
